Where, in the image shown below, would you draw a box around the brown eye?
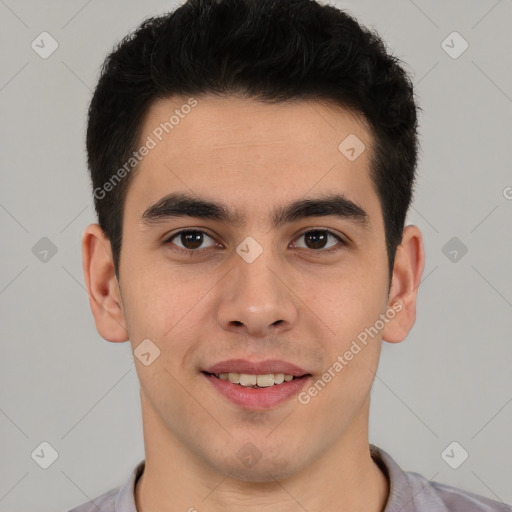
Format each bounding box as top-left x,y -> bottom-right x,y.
293,229 -> 345,252
165,230 -> 217,253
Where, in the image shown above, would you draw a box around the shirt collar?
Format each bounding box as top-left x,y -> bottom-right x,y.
370,444 -> 416,512
115,458 -> 144,511
115,445 -> 415,512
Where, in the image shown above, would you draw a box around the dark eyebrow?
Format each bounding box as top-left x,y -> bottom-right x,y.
141,192 -> 371,231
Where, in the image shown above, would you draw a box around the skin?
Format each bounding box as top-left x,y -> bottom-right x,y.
82,95 -> 424,512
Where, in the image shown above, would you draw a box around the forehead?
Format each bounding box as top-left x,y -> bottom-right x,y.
124,95 -> 382,232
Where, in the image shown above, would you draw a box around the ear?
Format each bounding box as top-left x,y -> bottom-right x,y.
381,224 -> 425,343
81,224 -> 129,342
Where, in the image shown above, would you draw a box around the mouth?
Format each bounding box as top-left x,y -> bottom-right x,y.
201,365 -> 312,410
202,371 -> 307,388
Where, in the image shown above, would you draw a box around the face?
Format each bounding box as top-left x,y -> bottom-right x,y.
84,94 -> 423,482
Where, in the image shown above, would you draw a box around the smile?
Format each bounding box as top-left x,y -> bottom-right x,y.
202,371 -> 312,410
209,372 -> 298,388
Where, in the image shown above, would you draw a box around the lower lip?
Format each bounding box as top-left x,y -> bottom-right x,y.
203,372 -> 311,410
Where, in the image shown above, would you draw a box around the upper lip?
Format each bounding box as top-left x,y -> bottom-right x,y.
203,359 -> 309,377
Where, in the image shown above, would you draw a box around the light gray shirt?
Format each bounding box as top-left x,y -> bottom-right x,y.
68,444 -> 511,511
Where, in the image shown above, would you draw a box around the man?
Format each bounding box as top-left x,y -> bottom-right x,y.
71,0 -> 510,510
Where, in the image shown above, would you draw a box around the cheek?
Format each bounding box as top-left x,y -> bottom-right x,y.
308,264 -> 386,332
120,261 -> 214,363
120,241 -> 184,319
304,269 -> 387,396
123,278 -> 191,338
309,291 -> 384,406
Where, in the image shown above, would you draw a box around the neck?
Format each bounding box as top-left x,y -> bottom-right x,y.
135,393 -> 389,512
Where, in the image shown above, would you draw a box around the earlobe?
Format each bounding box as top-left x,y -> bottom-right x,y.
81,224 -> 129,343
381,224 -> 425,344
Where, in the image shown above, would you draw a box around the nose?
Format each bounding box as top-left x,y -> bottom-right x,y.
216,252 -> 298,338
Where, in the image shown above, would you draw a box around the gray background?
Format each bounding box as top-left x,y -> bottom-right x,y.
1,0 -> 511,510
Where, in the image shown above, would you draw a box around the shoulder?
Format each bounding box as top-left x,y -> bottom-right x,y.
369,444 -> 511,512
67,458 -> 145,512
404,470 -> 512,512
67,487 -> 118,512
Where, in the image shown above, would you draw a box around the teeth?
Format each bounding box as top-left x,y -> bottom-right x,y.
227,372 -> 239,383
215,372 -> 298,387
274,373 -> 285,384
239,373 -> 257,386
256,374 -> 274,387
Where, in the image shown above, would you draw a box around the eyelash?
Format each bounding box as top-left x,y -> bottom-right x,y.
163,229 -> 347,256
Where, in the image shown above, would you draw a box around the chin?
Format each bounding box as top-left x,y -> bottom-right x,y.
218,450 -> 303,483
225,465 -> 299,483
